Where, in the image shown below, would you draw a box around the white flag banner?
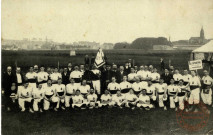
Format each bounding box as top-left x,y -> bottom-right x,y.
94,49 -> 105,68
188,59 -> 203,70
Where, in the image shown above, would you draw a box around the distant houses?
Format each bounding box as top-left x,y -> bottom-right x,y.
2,39 -> 115,50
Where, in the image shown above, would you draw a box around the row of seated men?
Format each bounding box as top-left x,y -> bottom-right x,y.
8,69 -> 213,113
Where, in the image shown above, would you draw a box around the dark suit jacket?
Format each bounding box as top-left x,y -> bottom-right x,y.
124,67 -> 130,74
2,72 -> 14,96
102,70 -> 113,82
62,72 -> 70,85
13,73 -> 25,85
116,71 -> 127,83
85,57 -> 90,65
160,73 -> 173,85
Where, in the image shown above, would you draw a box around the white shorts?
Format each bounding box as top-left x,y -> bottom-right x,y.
188,88 -> 200,104
201,89 -> 212,105
92,80 -> 101,94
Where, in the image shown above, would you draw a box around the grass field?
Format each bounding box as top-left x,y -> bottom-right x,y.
2,49 -> 192,73
2,107 -> 213,135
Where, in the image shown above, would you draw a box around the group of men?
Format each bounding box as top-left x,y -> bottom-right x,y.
2,61 -> 213,113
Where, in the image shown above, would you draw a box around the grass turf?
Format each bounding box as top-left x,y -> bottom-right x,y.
2,107 -> 213,135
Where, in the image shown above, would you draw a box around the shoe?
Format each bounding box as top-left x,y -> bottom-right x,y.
29,108 -> 34,113
61,106 -> 66,110
39,109 -> 43,113
164,106 -> 167,111
132,107 -> 135,110
175,107 -> 178,111
21,108 -> 25,112
54,108 -> 58,111
185,108 -> 189,112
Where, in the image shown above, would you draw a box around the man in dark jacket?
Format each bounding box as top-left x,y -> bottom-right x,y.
84,55 -> 90,65
161,69 -> 173,85
2,66 -> 15,111
101,65 -> 113,91
62,68 -> 70,85
82,65 -> 93,87
116,66 -> 127,83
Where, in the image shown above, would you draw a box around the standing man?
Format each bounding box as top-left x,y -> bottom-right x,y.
26,67 -> 37,89
70,66 -> 82,87
67,63 -> 73,74
82,65 -> 93,87
161,69 -> 173,85
188,70 -> 201,112
14,67 -> 25,92
62,68 -> 70,85
102,65 -> 113,91
50,68 -> 62,85
124,62 -> 130,74
2,66 -> 14,111
85,55 -> 90,65
160,58 -> 165,71
37,66 -> 49,88
91,66 -> 101,95
201,70 -> 213,106
116,66 -> 126,83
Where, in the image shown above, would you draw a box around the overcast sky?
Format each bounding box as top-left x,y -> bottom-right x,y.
2,0 -> 213,43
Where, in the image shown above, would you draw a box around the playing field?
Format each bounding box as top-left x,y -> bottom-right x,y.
2,49 -> 192,72
2,107 -> 213,134
2,49 -> 212,134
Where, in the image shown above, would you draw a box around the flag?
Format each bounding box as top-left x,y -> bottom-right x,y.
94,49 -> 105,68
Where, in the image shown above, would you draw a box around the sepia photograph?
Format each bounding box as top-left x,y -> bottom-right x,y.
1,0 -> 213,134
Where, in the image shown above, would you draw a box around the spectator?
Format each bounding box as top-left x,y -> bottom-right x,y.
85,55 -> 90,65
160,69 -> 173,85
2,66 -> 14,111
160,58 -> 165,71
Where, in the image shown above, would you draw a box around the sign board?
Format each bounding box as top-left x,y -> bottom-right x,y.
188,60 -> 203,70
70,50 -> 76,56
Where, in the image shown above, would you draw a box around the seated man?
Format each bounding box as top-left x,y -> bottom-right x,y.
119,76 -> 132,94
72,90 -> 87,109
107,77 -> 120,95
78,79 -> 90,99
87,89 -> 98,109
18,82 -> 34,113
32,84 -> 45,112
132,77 -> 143,95
54,78 -> 66,110
43,80 -> 59,111
111,90 -> 125,108
99,90 -> 113,108
65,78 -> 78,108
128,68 -> 137,83
173,69 -> 183,85
137,89 -> 154,110
125,89 -> 138,109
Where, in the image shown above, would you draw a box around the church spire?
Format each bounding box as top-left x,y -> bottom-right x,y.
200,26 -> 205,40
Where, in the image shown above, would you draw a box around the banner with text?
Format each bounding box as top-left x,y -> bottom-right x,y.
188,60 -> 203,70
